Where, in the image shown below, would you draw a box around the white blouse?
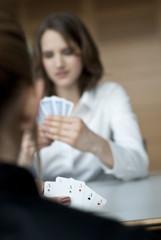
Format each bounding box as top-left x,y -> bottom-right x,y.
38,82 -> 149,182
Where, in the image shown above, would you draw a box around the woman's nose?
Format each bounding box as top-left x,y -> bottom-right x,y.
54,54 -> 64,68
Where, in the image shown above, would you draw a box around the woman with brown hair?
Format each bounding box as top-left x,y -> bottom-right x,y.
28,12 -> 149,182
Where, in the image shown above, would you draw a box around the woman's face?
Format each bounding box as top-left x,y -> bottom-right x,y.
41,30 -> 83,90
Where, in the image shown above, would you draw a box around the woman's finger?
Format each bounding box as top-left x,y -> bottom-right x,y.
47,196 -> 71,205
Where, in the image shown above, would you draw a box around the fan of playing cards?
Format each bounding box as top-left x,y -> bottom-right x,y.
37,96 -> 74,125
44,177 -> 107,211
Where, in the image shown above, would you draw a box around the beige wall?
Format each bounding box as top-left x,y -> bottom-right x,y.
5,0 -> 161,172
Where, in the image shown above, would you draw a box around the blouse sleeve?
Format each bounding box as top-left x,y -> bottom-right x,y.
101,83 -> 149,181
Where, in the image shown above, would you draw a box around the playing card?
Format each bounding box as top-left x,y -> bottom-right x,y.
56,177 -> 75,207
82,185 -> 96,211
70,178 -> 85,209
63,100 -> 74,116
40,97 -> 55,115
90,192 -> 107,211
44,180 -> 74,203
52,96 -> 64,115
44,177 -> 107,212
37,104 -> 47,125
56,176 -> 70,184
37,96 -> 73,125
44,181 -> 58,197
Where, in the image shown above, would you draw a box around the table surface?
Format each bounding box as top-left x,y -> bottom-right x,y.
87,172 -> 161,225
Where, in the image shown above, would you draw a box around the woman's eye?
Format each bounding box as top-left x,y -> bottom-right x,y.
62,48 -> 74,55
43,51 -> 53,58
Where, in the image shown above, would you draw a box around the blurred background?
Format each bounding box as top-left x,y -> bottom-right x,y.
4,0 -> 161,173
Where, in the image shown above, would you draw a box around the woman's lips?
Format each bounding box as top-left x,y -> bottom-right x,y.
56,71 -> 68,78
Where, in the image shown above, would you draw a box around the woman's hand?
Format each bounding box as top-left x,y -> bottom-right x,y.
36,180 -> 71,206
41,115 -> 95,152
40,115 -> 114,168
18,127 -> 53,168
38,125 -> 53,148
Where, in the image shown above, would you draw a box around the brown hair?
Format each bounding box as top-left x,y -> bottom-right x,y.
33,12 -> 103,96
0,3 -> 41,178
0,3 -> 33,115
